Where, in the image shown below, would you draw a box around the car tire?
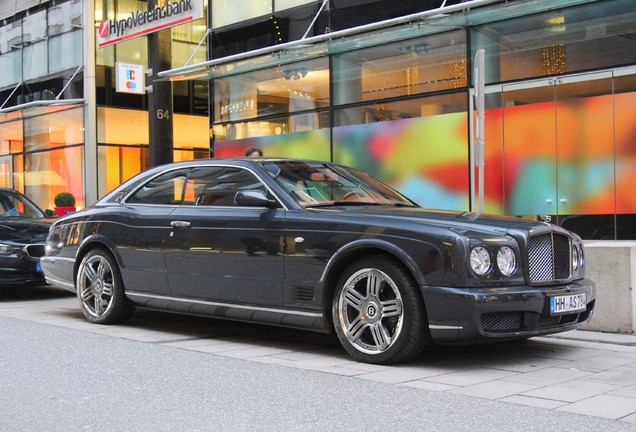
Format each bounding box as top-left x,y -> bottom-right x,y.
76,247 -> 134,324
332,256 -> 430,364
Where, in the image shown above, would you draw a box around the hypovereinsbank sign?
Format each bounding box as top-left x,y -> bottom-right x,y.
97,0 -> 204,48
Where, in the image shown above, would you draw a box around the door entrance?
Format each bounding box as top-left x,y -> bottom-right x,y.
483,70 -> 636,239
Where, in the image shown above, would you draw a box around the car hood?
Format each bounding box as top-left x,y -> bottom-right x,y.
0,218 -> 54,244
310,206 -> 548,234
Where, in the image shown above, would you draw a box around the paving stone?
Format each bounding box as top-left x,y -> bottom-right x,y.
521,379 -> 621,402
423,367 -> 520,386
557,394 -> 636,419
502,366 -> 593,386
447,380 -> 539,400
500,395 -> 568,409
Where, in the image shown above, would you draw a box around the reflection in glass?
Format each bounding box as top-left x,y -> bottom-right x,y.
333,31 -> 466,106
24,146 -> 84,211
214,57 -> 329,123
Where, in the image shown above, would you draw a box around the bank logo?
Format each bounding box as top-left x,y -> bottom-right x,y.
97,0 -> 203,48
98,21 -> 109,39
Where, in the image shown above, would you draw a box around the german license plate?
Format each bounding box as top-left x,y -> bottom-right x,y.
35,261 -> 41,273
550,293 -> 586,314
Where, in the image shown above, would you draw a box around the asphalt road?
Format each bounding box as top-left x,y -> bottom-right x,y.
1,288 -> 634,431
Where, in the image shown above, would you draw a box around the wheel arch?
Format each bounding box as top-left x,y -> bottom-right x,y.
321,240 -> 426,324
74,235 -> 123,283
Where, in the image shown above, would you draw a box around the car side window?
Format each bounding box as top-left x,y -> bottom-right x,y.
127,169 -> 189,205
186,167 -> 266,207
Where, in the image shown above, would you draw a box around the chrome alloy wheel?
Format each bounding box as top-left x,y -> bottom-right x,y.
336,267 -> 404,355
78,254 -> 116,318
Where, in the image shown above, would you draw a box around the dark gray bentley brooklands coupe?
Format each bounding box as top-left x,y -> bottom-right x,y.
41,159 -> 595,364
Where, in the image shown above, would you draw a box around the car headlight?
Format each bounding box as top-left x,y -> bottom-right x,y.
572,245 -> 580,270
573,243 -> 584,271
0,243 -> 19,255
470,246 -> 492,275
497,246 -> 517,276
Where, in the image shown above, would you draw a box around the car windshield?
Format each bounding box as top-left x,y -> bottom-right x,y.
260,161 -> 416,208
0,190 -> 45,219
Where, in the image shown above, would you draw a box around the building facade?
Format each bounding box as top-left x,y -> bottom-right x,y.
0,0 -> 635,239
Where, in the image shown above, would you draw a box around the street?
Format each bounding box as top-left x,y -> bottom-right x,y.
1,285 -> 635,431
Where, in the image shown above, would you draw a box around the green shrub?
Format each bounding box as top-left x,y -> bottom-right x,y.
54,192 -> 76,207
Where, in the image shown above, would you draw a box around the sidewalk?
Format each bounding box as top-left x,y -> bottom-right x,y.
2,289 -> 636,424
550,329 -> 636,346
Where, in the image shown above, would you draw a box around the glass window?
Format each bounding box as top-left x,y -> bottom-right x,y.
98,145 -> 149,197
333,31 -> 467,106
213,111 -> 329,142
0,115 -> 23,156
334,92 -> 466,127
187,167 -> 265,207
22,10 -> 47,43
333,93 -> 469,211
24,106 -> 83,152
212,0 -> 271,28
48,0 -> 82,36
0,189 -> 45,219
49,30 -> 82,73
22,41 -> 47,80
614,71 -> 636,239
472,0 -> 636,84
127,169 -> 189,205
24,146 -> 84,211
174,114 -> 210,150
171,19 -> 208,68
0,20 -> 22,54
275,0 -> 316,11
214,57 -> 329,122
261,160 -> 412,208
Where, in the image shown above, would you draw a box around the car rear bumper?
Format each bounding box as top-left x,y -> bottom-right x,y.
421,278 -> 596,344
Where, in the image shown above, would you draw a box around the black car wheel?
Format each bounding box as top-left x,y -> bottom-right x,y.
332,256 -> 430,364
76,248 -> 133,324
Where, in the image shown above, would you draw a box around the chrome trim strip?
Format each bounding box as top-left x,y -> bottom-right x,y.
44,275 -> 75,292
429,324 -> 464,330
126,291 -> 323,318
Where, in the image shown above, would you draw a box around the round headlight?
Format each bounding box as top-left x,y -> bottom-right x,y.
470,246 -> 492,275
577,244 -> 585,269
572,246 -> 579,270
497,246 -> 517,276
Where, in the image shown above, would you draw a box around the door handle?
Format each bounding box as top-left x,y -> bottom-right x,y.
170,221 -> 191,228
559,198 -> 568,204
546,199 -> 553,205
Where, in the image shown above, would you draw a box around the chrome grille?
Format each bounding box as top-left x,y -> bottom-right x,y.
25,244 -> 46,258
528,233 -> 571,283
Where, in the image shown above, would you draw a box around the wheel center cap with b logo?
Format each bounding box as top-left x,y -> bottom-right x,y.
364,301 -> 380,322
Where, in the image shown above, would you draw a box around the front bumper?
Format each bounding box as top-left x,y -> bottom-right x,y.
0,256 -> 46,287
421,278 -> 596,344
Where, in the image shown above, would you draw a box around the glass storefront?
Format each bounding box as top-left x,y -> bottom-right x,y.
97,107 -> 210,196
2,0 -> 636,241
0,104 -> 84,211
203,0 -> 636,239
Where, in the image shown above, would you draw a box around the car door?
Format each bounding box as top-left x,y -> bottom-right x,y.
163,165 -> 286,307
113,168 -> 190,295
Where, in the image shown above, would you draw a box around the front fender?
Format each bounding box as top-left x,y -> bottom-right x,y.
321,238 -> 429,286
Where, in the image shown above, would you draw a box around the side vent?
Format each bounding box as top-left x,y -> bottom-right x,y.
292,286 -> 316,302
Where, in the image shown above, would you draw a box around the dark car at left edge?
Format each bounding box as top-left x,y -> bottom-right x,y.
0,188 -> 54,287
